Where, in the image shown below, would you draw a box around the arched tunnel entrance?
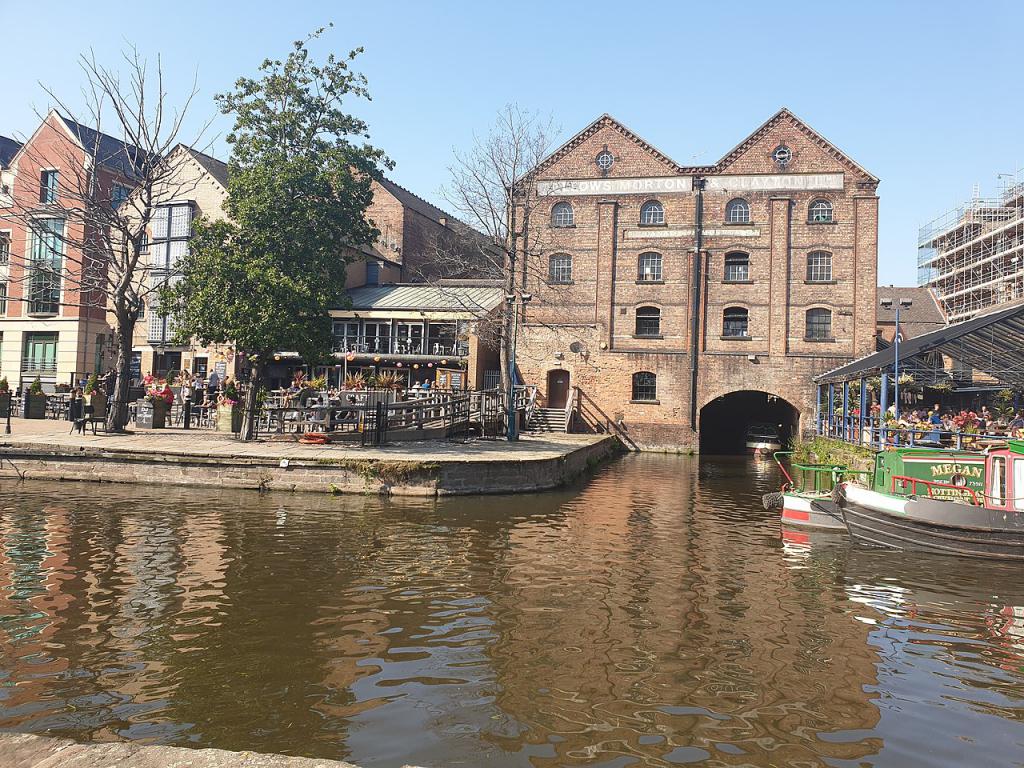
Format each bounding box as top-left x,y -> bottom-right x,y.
699,391 -> 800,454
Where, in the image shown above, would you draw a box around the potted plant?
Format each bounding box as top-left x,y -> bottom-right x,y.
138,379 -> 174,428
0,377 -> 10,419
344,372 -> 366,390
217,380 -> 242,433
25,376 -> 47,419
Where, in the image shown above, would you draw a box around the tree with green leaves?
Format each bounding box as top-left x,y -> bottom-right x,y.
166,27 -> 389,439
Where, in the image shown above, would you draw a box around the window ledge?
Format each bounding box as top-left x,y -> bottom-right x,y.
805,279 -> 837,285
551,224 -> 577,229
633,334 -> 664,340
808,220 -> 838,225
804,337 -> 837,343
635,279 -> 665,285
723,279 -> 754,285
637,222 -> 667,228
547,280 -> 575,286
721,220 -> 755,226
720,334 -> 752,341
630,399 -> 661,405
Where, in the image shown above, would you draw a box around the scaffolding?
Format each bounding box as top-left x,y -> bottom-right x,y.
918,169 -> 1024,323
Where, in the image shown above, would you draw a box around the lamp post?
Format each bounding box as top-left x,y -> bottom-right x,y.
881,296 -> 913,428
505,291 -> 532,441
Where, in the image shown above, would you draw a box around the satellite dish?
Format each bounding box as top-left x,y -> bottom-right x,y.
569,341 -> 583,354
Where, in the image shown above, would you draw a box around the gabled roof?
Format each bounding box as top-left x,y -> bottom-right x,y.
714,107 -> 878,183
0,136 -> 21,169
181,145 -> 229,188
57,112 -> 151,177
534,113 -> 690,176
532,108 -> 878,183
877,286 -> 946,330
376,176 -> 453,224
335,283 -> 503,314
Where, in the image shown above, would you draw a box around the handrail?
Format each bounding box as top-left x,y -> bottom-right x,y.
890,474 -> 981,505
772,450 -> 871,493
563,386 -> 577,433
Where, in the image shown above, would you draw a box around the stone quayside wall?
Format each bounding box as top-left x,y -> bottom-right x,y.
0,436 -> 622,496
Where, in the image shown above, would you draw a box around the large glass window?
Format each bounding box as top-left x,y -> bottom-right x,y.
725,198 -> 750,223
632,371 -> 657,402
724,252 -> 750,282
28,218 -> 64,315
723,307 -> 749,338
396,322 -> 424,354
640,200 -> 665,225
0,283 -> 6,315
22,332 -> 58,373
809,199 -> 834,223
333,320 -> 360,352
806,308 -> 833,340
150,203 -> 193,271
637,252 -> 662,282
635,306 -> 661,337
807,251 -> 833,282
551,202 -> 574,228
548,253 -> 573,284
364,321 -> 392,353
0,231 -> 9,264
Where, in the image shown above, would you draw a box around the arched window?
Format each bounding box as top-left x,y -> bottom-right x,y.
635,306 -> 661,336
809,199 -> 833,223
724,252 -> 750,282
723,307 -> 749,338
806,308 -> 832,340
548,253 -> 572,284
725,198 -> 750,224
640,200 -> 665,225
806,251 -> 833,282
637,252 -> 663,281
551,201 -> 574,228
632,371 -> 657,402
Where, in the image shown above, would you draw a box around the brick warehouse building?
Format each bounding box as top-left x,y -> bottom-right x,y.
517,109 -> 879,451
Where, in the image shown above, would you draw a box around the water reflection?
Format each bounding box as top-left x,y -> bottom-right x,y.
0,454 -> 1022,767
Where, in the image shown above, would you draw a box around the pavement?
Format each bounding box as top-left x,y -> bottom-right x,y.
0,732 -> 373,768
0,416 -> 606,463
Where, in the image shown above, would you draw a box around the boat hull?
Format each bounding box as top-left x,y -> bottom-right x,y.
838,484 -> 1024,560
781,493 -> 845,531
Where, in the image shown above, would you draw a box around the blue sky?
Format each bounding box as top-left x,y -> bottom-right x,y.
3,0 -> 1021,286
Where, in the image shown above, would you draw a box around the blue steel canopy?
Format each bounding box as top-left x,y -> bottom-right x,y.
815,302 -> 1024,387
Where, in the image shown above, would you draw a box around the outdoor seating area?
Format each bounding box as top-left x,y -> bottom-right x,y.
815,302 -> 1024,449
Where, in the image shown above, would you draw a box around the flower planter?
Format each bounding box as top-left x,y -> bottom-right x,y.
0,392 -> 10,418
136,398 -> 168,429
25,393 -> 47,419
217,404 -> 242,434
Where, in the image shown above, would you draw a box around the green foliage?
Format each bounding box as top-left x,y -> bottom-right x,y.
29,376 -> 43,395
84,373 -> 98,395
0,377 -> 9,393
166,28 -> 389,370
791,435 -> 873,470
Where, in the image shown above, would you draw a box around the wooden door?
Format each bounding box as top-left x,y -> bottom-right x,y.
547,370 -> 570,409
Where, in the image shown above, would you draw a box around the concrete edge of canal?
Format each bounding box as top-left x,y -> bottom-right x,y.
0,732 -> 385,768
0,434 -> 624,496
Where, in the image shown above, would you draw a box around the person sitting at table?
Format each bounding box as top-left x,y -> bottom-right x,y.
922,409 -> 943,444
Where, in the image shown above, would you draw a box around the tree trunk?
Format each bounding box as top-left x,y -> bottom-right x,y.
241,359 -> 264,441
107,314 -> 135,432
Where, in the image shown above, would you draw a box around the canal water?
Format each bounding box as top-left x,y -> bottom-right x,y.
1,455 -> 1023,767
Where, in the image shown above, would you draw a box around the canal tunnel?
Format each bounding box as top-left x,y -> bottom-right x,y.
699,391 -> 800,454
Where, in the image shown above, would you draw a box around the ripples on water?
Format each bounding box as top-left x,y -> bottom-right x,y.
1,454 -> 1023,767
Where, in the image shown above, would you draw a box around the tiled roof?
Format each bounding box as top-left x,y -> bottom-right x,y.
336,283 -> 503,313
58,113 -> 151,176
877,285 -> 946,332
0,135 -> 21,169
376,176 -> 453,224
184,146 -> 229,188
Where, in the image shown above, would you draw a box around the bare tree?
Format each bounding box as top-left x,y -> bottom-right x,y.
2,48 -> 211,430
438,105 -> 560,394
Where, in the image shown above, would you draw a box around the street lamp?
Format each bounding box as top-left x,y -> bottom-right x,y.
881,296 -> 913,422
505,291 -> 533,441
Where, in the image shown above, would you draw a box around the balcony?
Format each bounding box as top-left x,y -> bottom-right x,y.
21,358 -> 58,373
332,336 -> 469,358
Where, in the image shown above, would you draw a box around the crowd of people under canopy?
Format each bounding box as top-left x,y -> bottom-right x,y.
853,401 -> 1024,441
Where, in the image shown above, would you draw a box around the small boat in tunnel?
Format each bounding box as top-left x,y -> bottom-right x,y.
699,390 -> 800,455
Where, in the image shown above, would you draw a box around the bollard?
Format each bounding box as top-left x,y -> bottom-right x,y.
183,392 -> 192,430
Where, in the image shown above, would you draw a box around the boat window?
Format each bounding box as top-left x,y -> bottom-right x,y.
1014,460 -> 1024,511
991,456 -> 1005,506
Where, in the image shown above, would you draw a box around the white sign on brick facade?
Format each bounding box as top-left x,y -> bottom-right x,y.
536,177 -> 693,197
705,173 -> 844,192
